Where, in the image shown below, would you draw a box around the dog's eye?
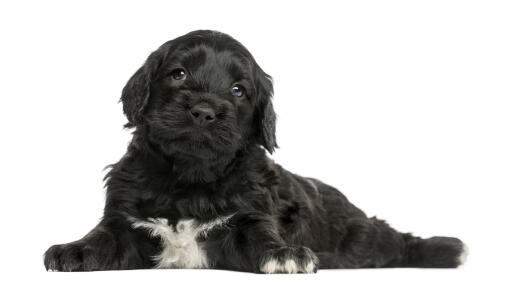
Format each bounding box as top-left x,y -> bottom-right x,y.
231,85 -> 245,98
170,68 -> 186,81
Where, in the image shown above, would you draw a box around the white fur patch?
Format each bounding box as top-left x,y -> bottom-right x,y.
284,259 -> 298,274
131,215 -> 233,269
306,179 -> 318,192
306,178 -> 319,195
458,243 -> 469,266
261,259 -> 279,273
260,258 -> 315,274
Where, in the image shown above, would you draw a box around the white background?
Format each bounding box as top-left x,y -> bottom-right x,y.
1,0 -> 509,288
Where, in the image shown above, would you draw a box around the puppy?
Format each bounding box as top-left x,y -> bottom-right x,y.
44,30 -> 467,273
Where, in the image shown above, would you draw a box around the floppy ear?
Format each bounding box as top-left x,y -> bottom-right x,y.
120,51 -> 164,127
255,67 -> 278,153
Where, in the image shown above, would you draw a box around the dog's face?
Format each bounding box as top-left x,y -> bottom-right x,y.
121,30 -> 277,159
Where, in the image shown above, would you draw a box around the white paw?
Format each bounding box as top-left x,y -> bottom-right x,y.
259,246 -> 318,274
458,243 -> 469,266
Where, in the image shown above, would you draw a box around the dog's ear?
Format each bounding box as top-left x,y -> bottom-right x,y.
120,50 -> 164,127
254,65 -> 278,153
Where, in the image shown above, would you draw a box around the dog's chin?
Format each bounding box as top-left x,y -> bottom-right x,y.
145,118 -> 244,160
152,131 -> 240,160
173,137 -> 221,158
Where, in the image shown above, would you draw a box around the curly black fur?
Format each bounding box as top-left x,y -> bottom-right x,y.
44,30 -> 466,273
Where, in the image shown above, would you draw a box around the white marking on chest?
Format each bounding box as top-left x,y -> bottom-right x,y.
130,215 -> 233,269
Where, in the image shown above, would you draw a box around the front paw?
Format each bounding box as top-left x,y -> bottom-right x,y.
44,242 -> 108,272
259,246 -> 319,274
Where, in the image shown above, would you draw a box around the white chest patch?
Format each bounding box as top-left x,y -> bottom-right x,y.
130,215 -> 233,269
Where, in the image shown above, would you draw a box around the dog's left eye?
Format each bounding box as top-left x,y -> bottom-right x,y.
231,85 -> 245,98
170,68 -> 186,80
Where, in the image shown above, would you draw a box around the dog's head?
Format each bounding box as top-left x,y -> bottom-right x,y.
121,30 -> 277,159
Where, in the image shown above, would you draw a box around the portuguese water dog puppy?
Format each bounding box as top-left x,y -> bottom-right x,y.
44,30 -> 467,273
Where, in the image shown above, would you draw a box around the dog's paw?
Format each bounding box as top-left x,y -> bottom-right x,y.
44,241 -> 109,272
457,243 -> 469,266
259,246 -> 319,274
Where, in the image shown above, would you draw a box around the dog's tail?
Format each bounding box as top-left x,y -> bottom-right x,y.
402,234 -> 468,268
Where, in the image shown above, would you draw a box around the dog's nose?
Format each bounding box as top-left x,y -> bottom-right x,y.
189,104 -> 216,125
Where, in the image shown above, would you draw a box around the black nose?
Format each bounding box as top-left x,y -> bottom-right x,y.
189,104 -> 216,125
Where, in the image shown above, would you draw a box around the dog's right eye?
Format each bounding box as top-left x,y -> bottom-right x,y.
170,68 -> 186,81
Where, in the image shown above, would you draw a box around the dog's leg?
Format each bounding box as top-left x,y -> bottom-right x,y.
219,212 -> 319,274
44,216 -> 150,271
402,234 -> 468,268
339,217 -> 467,268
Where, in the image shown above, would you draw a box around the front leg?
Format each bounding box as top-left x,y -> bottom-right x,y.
44,216 -> 150,271
220,212 -> 319,274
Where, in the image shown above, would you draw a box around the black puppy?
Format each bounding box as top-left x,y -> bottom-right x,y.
44,30 -> 467,273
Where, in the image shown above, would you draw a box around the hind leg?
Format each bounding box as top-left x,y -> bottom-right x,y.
336,217 -> 467,268
404,235 -> 468,268
337,217 -> 406,268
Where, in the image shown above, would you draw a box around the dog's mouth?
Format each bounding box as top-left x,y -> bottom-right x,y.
148,124 -> 240,156
174,125 -> 219,142
145,111 -> 243,157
